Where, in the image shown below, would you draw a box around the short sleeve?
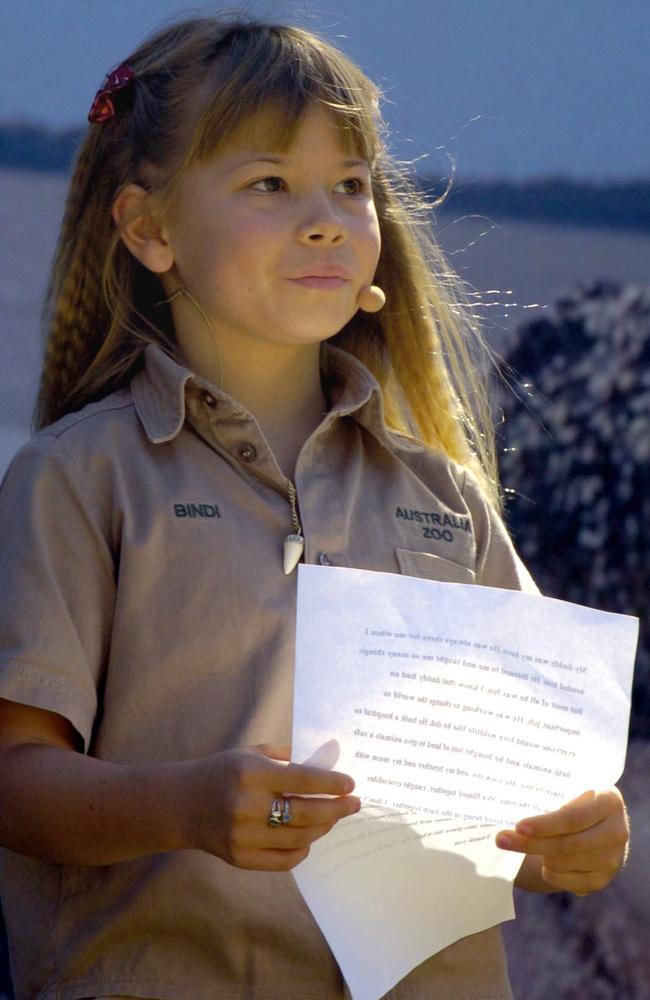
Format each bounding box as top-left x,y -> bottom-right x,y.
0,434 -> 116,750
461,471 -> 539,594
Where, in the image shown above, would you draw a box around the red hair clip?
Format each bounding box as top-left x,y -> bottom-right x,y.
88,62 -> 135,124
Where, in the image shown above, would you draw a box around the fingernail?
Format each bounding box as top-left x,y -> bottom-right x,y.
344,778 -> 355,793
496,833 -> 513,849
516,822 -> 534,836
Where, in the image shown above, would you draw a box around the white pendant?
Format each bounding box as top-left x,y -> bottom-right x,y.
283,533 -> 305,575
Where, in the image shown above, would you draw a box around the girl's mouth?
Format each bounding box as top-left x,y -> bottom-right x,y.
288,276 -> 349,289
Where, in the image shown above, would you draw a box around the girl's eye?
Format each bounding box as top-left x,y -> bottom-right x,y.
250,176 -> 285,193
335,177 -> 367,196
249,176 -> 369,195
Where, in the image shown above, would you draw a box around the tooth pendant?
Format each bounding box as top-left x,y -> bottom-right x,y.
283,533 -> 305,575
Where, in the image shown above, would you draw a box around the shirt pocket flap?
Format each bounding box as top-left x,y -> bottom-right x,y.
395,548 -> 476,585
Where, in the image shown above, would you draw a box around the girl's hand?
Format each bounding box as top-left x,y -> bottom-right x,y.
497,788 -> 629,895
182,744 -> 360,872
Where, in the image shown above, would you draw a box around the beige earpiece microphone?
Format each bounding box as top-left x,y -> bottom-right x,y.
357,284 -> 386,313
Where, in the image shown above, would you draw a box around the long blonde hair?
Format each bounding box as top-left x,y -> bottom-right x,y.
36,14 -> 500,507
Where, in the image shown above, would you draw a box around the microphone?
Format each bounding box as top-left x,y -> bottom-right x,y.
357,284 -> 386,313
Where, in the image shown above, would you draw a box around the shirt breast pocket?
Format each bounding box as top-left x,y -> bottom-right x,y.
395,548 -> 476,585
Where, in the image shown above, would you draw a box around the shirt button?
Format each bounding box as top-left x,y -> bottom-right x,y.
318,552 -> 332,566
238,442 -> 257,463
202,392 -> 217,409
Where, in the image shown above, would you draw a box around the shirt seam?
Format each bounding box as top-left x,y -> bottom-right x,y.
0,657 -> 72,691
42,397 -> 134,439
0,658 -> 96,747
35,435 -> 115,551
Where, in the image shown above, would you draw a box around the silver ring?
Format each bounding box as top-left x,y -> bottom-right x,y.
268,798 -> 283,827
268,797 -> 292,827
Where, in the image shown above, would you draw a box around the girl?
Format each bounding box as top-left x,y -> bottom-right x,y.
0,14 -> 629,1000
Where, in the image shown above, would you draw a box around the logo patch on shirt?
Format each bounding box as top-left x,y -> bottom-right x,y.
174,503 -> 221,518
395,505 -> 470,542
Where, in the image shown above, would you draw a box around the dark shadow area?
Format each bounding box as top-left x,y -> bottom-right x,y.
498,278 -> 649,739
497,279 -> 650,998
0,904 -> 13,1000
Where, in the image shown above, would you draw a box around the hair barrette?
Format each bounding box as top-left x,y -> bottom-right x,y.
88,62 -> 135,124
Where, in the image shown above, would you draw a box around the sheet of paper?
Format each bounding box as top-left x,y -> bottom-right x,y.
292,564 -> 638,1000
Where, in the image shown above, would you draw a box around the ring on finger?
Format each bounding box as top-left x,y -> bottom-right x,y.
268,796 -> 293,828
268,798 -> 283,827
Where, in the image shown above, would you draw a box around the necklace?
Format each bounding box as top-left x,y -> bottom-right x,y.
161,279 -> 305,573
283,478 -> 305,574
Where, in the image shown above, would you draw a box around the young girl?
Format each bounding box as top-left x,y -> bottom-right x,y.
0,14 -> 629,1000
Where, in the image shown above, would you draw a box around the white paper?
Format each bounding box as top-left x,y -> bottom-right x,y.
292,565 -> 638,1000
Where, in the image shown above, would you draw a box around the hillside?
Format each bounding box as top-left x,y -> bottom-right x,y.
1,122 -> 648,233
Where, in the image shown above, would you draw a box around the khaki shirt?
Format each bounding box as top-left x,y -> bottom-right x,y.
0,345 -> 535,1000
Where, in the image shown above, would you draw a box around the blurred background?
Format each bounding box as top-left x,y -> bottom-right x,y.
1,1 -> 648,997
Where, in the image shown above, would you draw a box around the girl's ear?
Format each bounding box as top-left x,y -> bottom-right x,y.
112,183 -> 174,274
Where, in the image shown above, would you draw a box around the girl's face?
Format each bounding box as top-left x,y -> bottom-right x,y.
161,104 -> 381,358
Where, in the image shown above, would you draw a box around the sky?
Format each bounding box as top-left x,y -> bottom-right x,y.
2,0 -> 649,180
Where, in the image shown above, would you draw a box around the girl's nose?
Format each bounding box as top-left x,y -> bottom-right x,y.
296,198 -> 347,245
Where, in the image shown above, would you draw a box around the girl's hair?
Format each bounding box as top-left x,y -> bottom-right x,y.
36,13 -> 501,507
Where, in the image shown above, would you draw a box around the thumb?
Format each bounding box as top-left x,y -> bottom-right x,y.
302,739 -> 341,770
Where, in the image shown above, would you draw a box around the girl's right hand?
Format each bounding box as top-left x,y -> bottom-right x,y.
181,744 -> 360,871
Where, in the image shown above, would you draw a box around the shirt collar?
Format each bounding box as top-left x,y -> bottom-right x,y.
131,342 -> 393,447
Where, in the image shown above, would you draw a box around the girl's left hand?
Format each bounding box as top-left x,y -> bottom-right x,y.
497,788 -> 629,895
